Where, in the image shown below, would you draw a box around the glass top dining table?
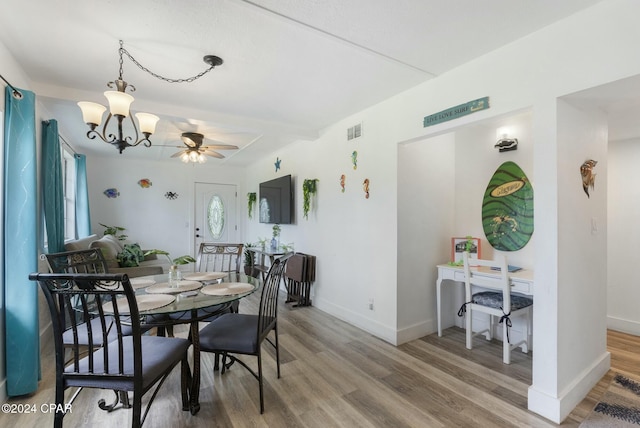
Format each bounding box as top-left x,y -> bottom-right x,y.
129,271 -> 261,415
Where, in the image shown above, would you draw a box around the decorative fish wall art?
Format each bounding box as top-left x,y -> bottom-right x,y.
580,159 -> 597,198
351,151 -> 358,170
138,178 -> 152,188
340,174 -> 346,192
103,188 -> 119,199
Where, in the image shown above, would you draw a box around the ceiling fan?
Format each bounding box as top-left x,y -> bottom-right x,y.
162,132 -> 239,163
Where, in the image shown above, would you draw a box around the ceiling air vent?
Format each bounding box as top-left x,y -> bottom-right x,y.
347,123 -> 362,141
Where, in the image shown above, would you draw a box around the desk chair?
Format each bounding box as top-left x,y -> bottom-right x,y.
461,252 -> 533,364
30,272 -> 190,428
198,254 -> 289,413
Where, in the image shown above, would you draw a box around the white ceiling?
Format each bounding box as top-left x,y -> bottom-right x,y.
0,0 -> 607,165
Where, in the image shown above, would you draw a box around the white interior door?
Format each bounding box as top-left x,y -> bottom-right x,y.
194,183 -> 238,255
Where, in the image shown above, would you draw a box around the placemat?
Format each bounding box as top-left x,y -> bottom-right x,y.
130,277 -> 156,289
201,282 -> 255,296
183,272 -> 228,281
103,294 -> 175,314
145,280 -> 202,294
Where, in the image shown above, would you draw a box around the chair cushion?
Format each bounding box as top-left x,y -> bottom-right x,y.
472,291 -> 533,311
199,313 -> 262,354
65,335 -> 190,390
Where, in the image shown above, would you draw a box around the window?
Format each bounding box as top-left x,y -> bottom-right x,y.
63,149 -> 76,241
207,194 -> 225,239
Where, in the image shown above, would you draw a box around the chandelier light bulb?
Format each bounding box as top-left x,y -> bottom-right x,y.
134,112 -> 160,135
77,102 -> 106,126
104,91 -> 134,117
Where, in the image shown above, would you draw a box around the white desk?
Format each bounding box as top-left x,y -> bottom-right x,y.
436,264 -> 534,336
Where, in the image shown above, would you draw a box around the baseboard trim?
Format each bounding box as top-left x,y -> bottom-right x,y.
607,316 -> 640,336
528,351 -> 610,423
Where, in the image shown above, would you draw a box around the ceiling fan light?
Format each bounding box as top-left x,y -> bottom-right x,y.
104,90 -> 134,117
198,153 -> 207,163
189,151 -> 199,162
135,112 -> 160,134
77,101 -> 106,126
181,153 -> 190,163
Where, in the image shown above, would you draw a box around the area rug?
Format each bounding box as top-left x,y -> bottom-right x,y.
580,373 -> 640,427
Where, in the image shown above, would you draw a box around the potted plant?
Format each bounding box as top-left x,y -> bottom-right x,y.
271,224 -> 281,250
100,223 -> 128,240
243,243 -> 260,277
302,179 -> 318,219
143,249 -> 196,266
247,192 -> 256,219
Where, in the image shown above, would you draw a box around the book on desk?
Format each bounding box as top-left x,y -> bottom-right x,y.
490,265 -> 522,272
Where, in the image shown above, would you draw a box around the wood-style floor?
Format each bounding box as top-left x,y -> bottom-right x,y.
2,291 -> 638,427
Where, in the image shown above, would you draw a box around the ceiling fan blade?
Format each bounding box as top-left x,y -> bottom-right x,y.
181,137 -> 197,148
202,150 -> 225,159
202,144 -> 239,150
171,150 -> 187,158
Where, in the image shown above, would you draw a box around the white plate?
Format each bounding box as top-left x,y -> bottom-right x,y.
201,282 -> 255,296
103,294 -> 175,314
182,272 -> 228,281
130,277 -> 156,289
145,280 -> 202,294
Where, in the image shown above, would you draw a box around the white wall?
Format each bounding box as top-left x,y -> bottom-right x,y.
86,155 -> 246,262
608,138 -> 640,335
397,133 -> 455,341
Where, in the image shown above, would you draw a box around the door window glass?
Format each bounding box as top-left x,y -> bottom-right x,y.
207,195 -> 225,239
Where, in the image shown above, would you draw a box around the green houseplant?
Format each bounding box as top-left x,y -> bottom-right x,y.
302,179 -> 318,219
243,243 -> 260,277
247,192 -> 257,219
143,249 -> 196,266
100,223 -> 128,240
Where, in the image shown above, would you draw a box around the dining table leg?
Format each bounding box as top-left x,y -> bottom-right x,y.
189,319 -> 201,415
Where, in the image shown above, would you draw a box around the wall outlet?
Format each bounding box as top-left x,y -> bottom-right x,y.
368,298 -> 374,310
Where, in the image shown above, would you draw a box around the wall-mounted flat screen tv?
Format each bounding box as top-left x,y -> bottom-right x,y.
259,174 -> 293,224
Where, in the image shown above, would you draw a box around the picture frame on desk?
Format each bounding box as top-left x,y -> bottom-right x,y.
451,237 -> 481,265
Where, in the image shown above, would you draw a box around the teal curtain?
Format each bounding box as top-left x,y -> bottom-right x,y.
4,86 -> 40,396
74,154 -> 91,238
42,120 -> 64,253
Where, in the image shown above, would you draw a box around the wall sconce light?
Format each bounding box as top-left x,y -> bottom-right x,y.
494,127 -> 518,152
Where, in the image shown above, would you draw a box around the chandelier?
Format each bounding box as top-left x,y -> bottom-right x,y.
78,40 -> 223,154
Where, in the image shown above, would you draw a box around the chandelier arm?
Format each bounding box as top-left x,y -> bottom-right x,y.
119,45 -> 217,84
85,129 -> 107,143
126,113 -> 151,148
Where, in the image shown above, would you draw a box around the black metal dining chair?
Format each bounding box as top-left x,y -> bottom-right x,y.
30,272 -> 191,428
197,255 -> 289,413
195,242 -> 244,274
46,249 -> 142,410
